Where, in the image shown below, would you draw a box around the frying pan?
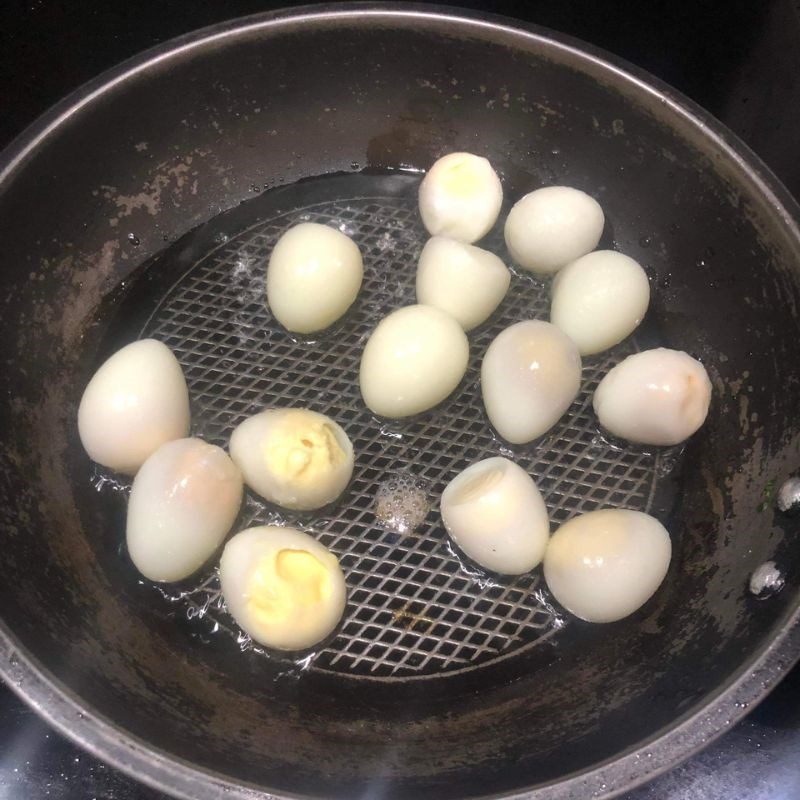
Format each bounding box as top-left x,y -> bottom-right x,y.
1,4 -> 799,799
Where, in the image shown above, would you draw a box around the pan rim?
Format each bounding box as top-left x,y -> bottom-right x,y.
2,605 -> 798,800
1,4 -> 799,800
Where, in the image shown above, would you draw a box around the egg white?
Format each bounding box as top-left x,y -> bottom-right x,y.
267,222 -> 363,334
593,348 -> 712,446
78,338 -> 190,474
481,320 -> 582,444
504,186 -> 604,275
360,304 -> 469,418
415,236 -> 510,331
550,250 -> 650,355
441,457 -> 550,574
126,438 -> 243,582
418,152 -> 503,243
543,509 -> 671,623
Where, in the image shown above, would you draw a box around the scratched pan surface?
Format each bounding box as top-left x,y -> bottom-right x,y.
0,7 -> 799,800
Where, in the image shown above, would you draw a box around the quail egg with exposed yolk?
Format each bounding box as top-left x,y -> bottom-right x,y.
219,526 -> 346,650
230,408 -> 354,511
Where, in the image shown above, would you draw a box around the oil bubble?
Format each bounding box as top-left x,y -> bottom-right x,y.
374,473 -> 431,535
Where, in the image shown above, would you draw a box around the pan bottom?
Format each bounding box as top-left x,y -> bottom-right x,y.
95,171 -> 679,680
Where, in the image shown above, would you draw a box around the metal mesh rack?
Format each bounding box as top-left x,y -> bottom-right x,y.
143,195 -> 661,679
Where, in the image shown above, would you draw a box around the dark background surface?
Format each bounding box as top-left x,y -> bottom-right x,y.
1,1 -> 799,799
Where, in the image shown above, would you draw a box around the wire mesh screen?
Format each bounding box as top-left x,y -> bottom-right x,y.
142,194 -> 662,679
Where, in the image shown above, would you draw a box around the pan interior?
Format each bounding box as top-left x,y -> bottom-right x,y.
2,11 -> 800,800
95,171 -> 679,680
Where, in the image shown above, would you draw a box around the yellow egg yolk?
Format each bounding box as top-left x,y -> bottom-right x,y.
262,414 -> 345,484
440,159 -> 484,197
247,548 -> 332,624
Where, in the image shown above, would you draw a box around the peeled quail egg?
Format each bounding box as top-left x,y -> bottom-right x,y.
230,408 -> 354,511
418,152 -> 503,243
415,236 -> 510,330
441,457 -> 550,574
550,250 -> 650,355
78,338 -> 190,474
593,348 -> 712,446
267,222 -> 363,334
220,526 -> 346,650
504,186 -> 604,275
360,304 -> 469,418
481,320 -> 582,444
126,438 -> 243,582
543,509 -> 671,623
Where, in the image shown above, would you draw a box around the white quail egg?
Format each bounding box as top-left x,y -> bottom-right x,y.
360,304 -> 469,418
543,509 -> 671,623
504,186 -> 604,275
418,152 -> 503,243
126,438 -> 243,582
441,457 -> 550,574
415,236 -> 510,331
78,338 -> 190,474
550,250 -> 650,355
481,320 -> 582,444
267,222 -> 363,334
593,348 -> 712,446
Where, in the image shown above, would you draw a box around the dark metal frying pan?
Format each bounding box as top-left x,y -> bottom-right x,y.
1,5 -> 799,799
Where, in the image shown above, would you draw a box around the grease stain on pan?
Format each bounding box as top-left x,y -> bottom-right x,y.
15,146 -> 248,359
23,240 -> 121,352
102,153 -> 196,224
